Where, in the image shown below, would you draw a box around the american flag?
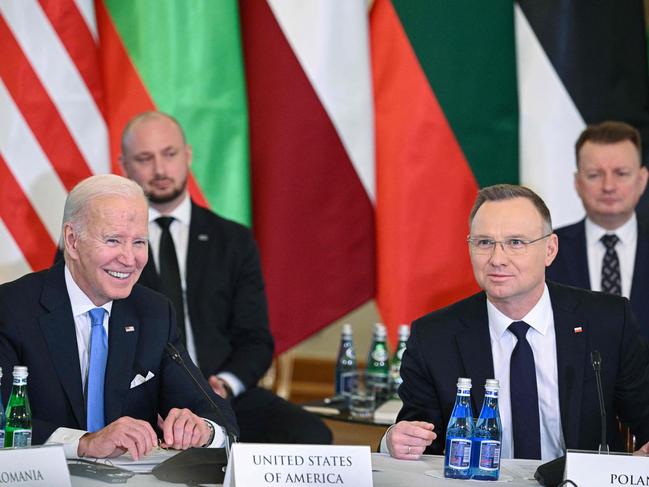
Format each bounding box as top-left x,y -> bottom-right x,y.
1,0 -> 108,281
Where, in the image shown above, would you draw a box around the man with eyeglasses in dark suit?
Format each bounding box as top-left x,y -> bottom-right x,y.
381,184 -> 649,462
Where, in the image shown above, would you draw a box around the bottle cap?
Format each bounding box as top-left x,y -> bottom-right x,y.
374,323 -> 386,338
398,324 -> 410,338
457,377 -> 472,388
341,323 -> 353,336
12,365 -> 28,379
485,379 -> 499,390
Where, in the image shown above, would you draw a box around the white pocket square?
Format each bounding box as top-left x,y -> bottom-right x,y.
130,371 -> 154,389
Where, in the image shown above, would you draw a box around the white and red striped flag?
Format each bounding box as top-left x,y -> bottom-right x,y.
0,0 -> 109,280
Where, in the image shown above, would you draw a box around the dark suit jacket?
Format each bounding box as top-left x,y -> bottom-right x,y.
0,261 -> 238,444
138,202 -> 272,389
397,282 -> 649,455
547,218 -> 649,339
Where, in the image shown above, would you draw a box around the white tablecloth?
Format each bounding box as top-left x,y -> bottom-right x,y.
70,453 -> 543,486
371,453 -> 542,486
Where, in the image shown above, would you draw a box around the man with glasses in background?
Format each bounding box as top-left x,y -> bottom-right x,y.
547,121 -> 649,339
381,184 -> 649,461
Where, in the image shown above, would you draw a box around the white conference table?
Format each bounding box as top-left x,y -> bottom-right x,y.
372,453 -> 541,486
70,453 -> 543,486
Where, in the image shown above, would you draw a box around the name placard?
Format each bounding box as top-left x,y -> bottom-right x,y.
0,444 -> 70,486
223,443 -> 373,487
565,449 -> 649,487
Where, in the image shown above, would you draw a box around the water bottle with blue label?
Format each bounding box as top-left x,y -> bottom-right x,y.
444,377 -> 474,479
471,379 -> 502,480
335,324 -> 357,395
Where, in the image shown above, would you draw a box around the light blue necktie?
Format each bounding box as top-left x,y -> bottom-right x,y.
87,307 -> 107,432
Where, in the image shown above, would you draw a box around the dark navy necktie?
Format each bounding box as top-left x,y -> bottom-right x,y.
87,307 -> 107,432
508,320 -> 541,459
156,216 -> 186,344
600,234 -> 621,295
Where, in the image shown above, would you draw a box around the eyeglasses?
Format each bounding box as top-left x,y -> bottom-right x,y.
467,233 -> 552,255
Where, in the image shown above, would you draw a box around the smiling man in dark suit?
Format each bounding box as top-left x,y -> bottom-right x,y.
547,121 -> 649,339
120,111 -> 331,444
0,174 -> 237,459
383,184 -> 649,461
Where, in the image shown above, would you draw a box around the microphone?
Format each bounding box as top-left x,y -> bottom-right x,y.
590,350 -> 608,454
153,342 -> 238,484
535,352 -> 610,485
164,342 -> 238,453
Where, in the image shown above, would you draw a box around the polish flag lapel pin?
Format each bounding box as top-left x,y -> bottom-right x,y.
573,326 -> 583,334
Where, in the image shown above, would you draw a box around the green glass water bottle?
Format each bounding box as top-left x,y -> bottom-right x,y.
0,367 -> 4,447
366,324 -> 390,402
4,366 -> 31,448
389,324 -> 410,398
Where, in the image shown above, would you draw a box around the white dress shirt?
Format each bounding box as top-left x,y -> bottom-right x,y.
147,194 -> 244,397
46,265 -> 224,457
584,214 -> 637,298
380,285 -> 564,460
64,266 -> 112,392
487,285 -> 564,460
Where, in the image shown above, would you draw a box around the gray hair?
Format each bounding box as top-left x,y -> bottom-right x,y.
61,174 -> 146,245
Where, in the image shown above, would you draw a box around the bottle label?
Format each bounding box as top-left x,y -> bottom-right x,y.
478,440 -> 501,470
10,429 -> 31,447
485,390 -> 499,398
338,373 -> 355,395
457,388 -> 471,397
344,348 -> 356,360
371,349 -> 388,362
447,438 -> 471,469
367,372 -> 389,384
0,430 -> 4,447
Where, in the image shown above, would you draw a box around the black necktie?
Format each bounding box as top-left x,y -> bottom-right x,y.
509,321 -> 541,459
156,217 -> 186,344
601,234 -> 621,295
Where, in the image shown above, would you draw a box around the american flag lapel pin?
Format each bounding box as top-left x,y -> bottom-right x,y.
573,326 -> 583,334
124,325 -> 135,333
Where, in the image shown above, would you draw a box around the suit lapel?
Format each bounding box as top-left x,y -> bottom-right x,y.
139,247 -> 160,291
104,298 -> 140,423
566,221 -> 591,289
38,263 -> 86,428
455,294 -> 494,413
548,283 -> 588,449
630,220 -> 649,304
185,203 -> 210,321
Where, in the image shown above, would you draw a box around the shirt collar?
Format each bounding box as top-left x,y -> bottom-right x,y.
64,265 -> 112,318
148,193 -> 191,226
487,284 -> 552,338
585,213 -> 637,248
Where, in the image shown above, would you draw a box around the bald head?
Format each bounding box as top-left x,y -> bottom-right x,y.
119,111 -> 192,213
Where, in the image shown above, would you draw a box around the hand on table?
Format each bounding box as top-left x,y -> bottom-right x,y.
387,420 -> 436,460
78,416 -> 157,460
634,440 -> 649,456
158,408 -> 212,450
